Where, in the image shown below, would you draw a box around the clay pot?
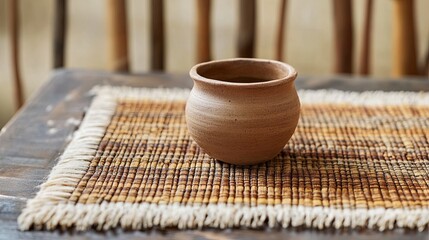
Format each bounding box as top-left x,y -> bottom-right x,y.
186,58 -> 300,165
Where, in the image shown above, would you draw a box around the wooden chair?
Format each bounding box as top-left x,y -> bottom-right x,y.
48,0 -> 428,76
8,0 -> 428,111
103,0 -> 289,72
332,0 -> 422,76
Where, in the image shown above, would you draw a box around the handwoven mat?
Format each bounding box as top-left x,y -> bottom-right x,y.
18,87 -> 429,231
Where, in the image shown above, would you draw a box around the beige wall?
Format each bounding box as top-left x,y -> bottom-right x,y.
0,0 -> 428,127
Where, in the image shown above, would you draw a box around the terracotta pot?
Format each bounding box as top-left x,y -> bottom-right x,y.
186,58 -> 300,165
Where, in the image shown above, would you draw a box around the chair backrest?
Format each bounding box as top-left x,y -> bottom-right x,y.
54,0 -> 288,72
332,0 -> 421,76
56,0 -> 423,75
22,0 -> 429,75
9,0 -> 428,111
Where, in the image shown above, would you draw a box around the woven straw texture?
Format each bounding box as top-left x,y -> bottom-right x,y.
19,87 -> 429,231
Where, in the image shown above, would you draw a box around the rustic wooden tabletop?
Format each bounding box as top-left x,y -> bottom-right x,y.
1,69 -> 428,239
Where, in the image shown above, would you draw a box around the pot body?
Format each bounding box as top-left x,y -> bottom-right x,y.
185,69 -> 300,165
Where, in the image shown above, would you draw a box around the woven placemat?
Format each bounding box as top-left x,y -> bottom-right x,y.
18,87 -> 429,231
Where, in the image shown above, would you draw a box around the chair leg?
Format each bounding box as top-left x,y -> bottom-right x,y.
275,0 -> 287,61
332,0 -> 354,74
53,0 -> 67,69
359,0 -> 373,75
8,0 -> 24,109
424,41 -> 429,77
196,0 -> 211,63
150,0 -> 165,71
392,0 -> 418,77
238,0 -> 256,58
107,0 -> 129,72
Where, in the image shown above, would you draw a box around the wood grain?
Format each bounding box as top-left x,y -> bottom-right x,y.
238,0 -> 256,58
106,0 -> 129,72
8,0 -> 24,109
151,0 -> 165,71
332,0 -> 354,74
359,0 -> 373,75
53,0 -> 67,69
196,0 -> 211,63
392,0 -> 418,77
1,69 -> 429,239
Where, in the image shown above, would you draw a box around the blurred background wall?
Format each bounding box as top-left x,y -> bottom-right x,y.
0,0 -> 428,127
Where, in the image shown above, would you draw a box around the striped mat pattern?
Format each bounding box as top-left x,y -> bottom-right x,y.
18,87 -> 429,231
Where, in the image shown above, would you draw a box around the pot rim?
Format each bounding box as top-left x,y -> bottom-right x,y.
189,58 -> 297,88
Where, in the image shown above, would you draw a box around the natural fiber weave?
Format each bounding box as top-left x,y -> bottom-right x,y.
19,87 -> 429,231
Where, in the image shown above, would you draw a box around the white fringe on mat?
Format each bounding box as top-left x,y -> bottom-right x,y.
299,89 -> 429,106
18,202 -> 429,231
18,86 -> 429,231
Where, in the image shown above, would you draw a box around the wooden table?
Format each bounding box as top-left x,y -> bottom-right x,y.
1,69 -> 429,239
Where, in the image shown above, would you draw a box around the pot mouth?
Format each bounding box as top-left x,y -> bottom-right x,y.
190,58 -> 297,88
